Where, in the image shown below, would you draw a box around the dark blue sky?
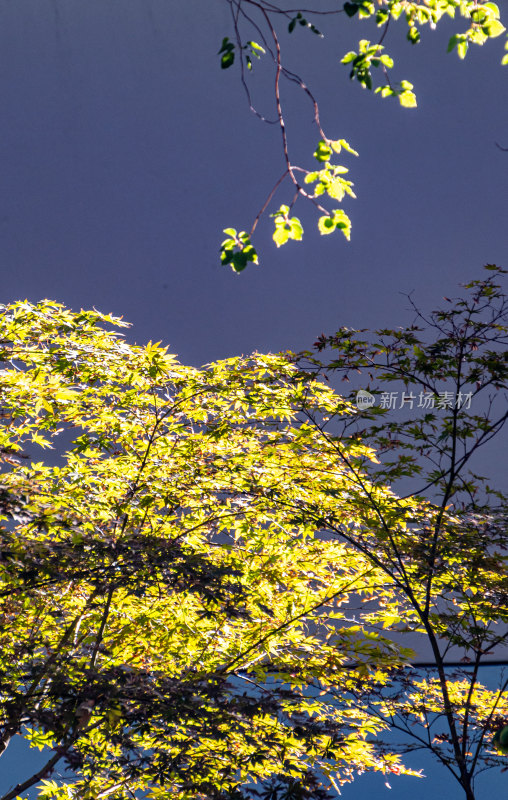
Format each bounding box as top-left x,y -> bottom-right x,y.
1,1 -> 507,366
1,2 -> 507,798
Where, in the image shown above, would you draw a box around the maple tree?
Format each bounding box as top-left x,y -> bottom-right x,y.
0,300 -> 418,800
2,267 -> 508,800
297,264 -> 508,799
217,0 -> 507,270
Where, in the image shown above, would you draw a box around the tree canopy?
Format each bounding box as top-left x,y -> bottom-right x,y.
299,264 -> 508,799
2,267 -> 508,800
216,0 -> 507,270
0,300 -> 418,800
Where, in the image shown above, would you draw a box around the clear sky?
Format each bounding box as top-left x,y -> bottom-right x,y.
1,1 -> 507,797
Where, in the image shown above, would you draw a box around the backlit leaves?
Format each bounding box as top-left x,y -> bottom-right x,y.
271,205 -> 304,247
4,279 -> 508,798
318,209 -> 352,239
341,40 -> 394,91
215,0 -> 505,266
0,300 -> 419,800
218,36 -> 235,68
220,227 -> 258,272
300,266 -> 508,796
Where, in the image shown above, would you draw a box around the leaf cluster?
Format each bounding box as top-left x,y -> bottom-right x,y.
3,277 -> 508,798
297,266 -> 508,797
0,301 -> 418,800
217,0 -> 506,267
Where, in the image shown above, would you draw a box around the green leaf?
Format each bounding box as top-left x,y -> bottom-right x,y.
289,217 -> 304,240
482,19 -> 506,37
309,23 -> 323,37
399,89 -> 417,108
218,37 -> 235,69
358,2 -> 375,19
318,216 -> 335,234
336,139 -> 359,156
217,37 -> 231,54
271,206 -> 304,247
376,85 -> 395,98
407,26 -> 420,44
314,140 -> 333,162
221,50 -> 235,69
471,8 -> 488,24
248,41 -> 265,55
344,2 -> 359,18
318,209 -> 352,239
341,51 -> 357,65
272,226 -> 289,247
220,229 -> 259,272
484,2 -> 501,17
447,34 -> 459,53
457,40 -> 469,59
